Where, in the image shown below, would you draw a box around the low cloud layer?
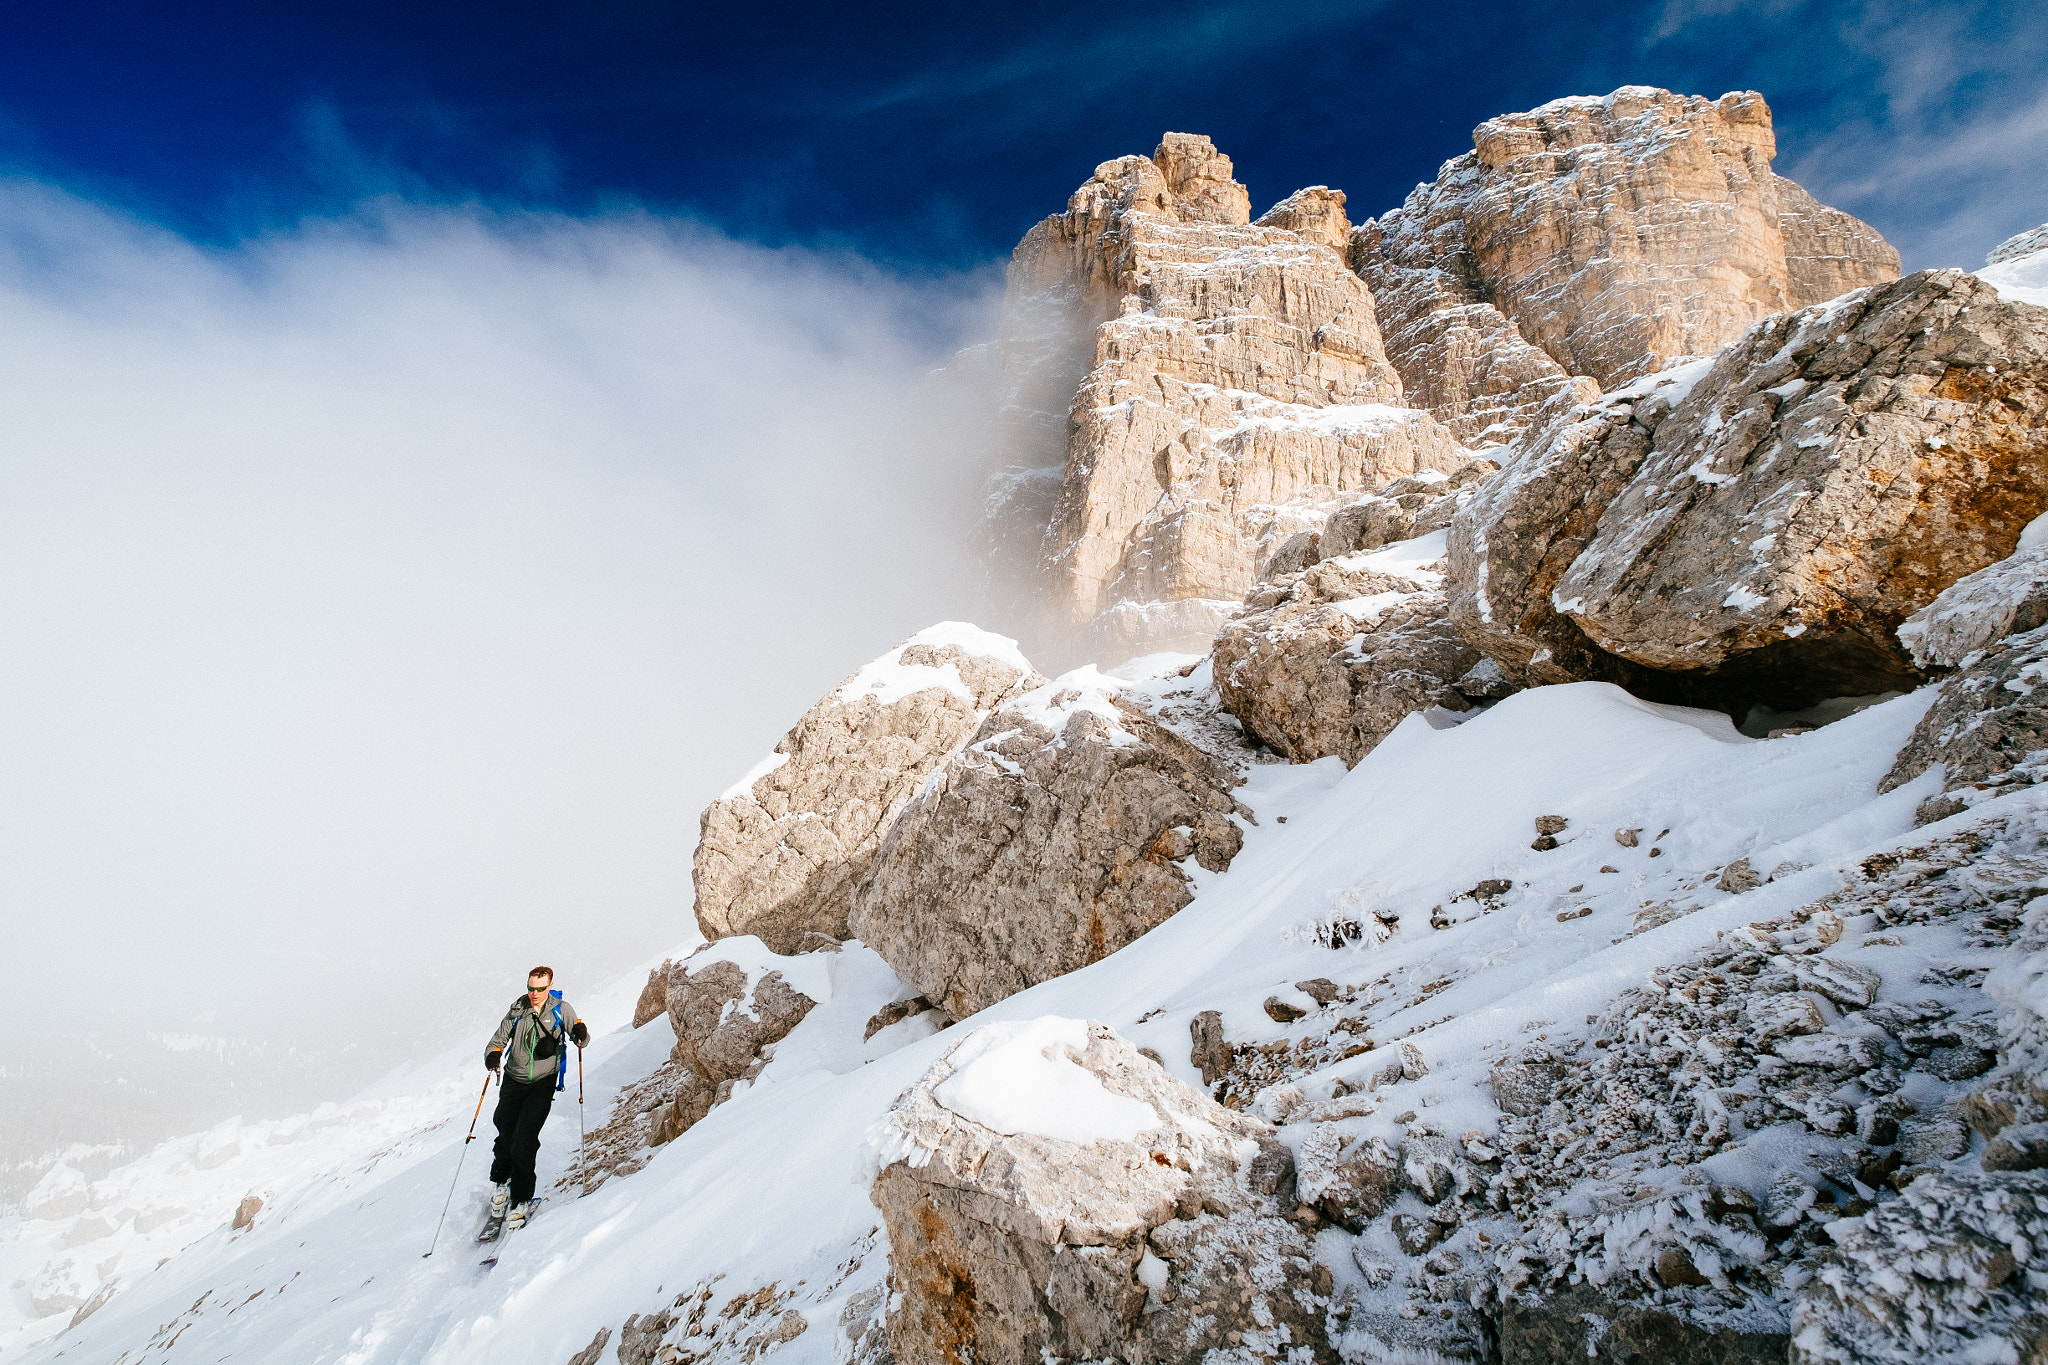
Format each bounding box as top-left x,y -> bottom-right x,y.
0,184 -> 1004,1179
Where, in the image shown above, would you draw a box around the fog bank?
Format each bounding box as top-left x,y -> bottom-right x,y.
0,183 -> 1004,1192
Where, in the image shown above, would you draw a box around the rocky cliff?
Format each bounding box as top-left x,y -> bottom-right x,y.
986,134 -> 1473,659
1355,86 -> 1898,444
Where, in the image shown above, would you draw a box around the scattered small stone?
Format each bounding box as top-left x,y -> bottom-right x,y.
1534,815 -> 1568,835
1294,978 -> 1341,1005
1137,1047 -> 1165,1067
231,1196 -> 262,1232
1716,859 -> 1761,894
862,996 -> 935,1042
1391,1211 -> 1447,1255
1615,828 -> 1640,847
1556,907 -> 1592,922
1530,835 -> 1559,851
1654,1246 -> 1710,1287
1648,847 -> 1663,857
1189,1010 -> 1233,1085
1264,996 -> 1308,1023
1600,865 -> 1618,873
1568,884 -> 1583,892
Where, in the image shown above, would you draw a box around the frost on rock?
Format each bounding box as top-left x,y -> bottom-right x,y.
870,1018 -> 1330,1365
1450,267 -> 2048,710
1189,795 -> 2048,1363
1884,622 -> 2048,821
1791,1170 -> 2048,1365
850,670 -> 1247,1018
693,622 -> 1042,953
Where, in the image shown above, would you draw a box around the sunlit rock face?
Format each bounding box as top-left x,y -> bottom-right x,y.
984,133 -> 1469,660
1354,86 -> 1898,445
1448,267 -> 2048,711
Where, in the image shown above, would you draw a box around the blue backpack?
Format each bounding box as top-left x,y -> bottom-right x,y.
548,989 -> 567,1093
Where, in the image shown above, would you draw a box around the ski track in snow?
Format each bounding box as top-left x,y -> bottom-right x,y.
3,675 -> 1990,1363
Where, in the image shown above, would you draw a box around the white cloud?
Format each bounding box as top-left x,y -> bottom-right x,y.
0,183 -> 1004,1167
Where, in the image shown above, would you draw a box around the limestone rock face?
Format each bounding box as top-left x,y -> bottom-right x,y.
1451,269 -> 2048,707
870,1018 -> 1327,1365
647,949 -> 818,1145
850,673 -> 1245,1019
1215,555 -> 1495,767
1355,86 -> 1896,442
994,135 -> 1467,658
1897,515 -> 2048,668
692,623 -> 1041,953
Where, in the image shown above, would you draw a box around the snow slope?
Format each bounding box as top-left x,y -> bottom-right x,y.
8,676 -> 1971,1363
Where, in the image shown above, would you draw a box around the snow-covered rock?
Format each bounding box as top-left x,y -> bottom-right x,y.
693,622 -> 1041,953
1357,85 -> 1897,412
1883,621 -> 2048,821
1453,268 -> 2048,708
1980,221 -> 2048,309
869,1017 -> 1327,1365
850,669 -> 1246,1018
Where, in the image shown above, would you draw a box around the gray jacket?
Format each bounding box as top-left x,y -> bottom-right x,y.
487,993 -> 583,1086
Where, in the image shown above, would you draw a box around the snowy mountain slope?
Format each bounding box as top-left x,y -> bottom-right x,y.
13,666 -> 1984,1364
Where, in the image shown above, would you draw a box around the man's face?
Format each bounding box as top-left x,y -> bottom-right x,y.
525,976 -> 551,1006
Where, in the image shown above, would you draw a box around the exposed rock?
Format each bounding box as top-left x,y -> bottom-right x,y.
1189,1010 -> 1233,1086
1264,996 -> 1307,1024
630,961 -> 672,1029
863,996 -> 936,1043
1497,1284 -> 1787,1365
870,1018 -> 1328,1365
1981,222 -> 2048,309
1294,1127 -> 1399,1230
565,1327 -> 612,1365
642,950 -> 820,1148
990,134 -> 1467,657
231,1195 -> 262,1231
1985,1121 -> 2048,1171
1357,85 -> 1897,417
1897,514 -> 2048,668
1214,556 -> 1494,766
1295,978 -> 1341,1005
850,673 -> 1245,1018
693,623 -> 1040,953
1451,269 -> 2048,707
1716,859 -> 1760,894
1884,622 -> 2048,812
1791,1170 -> 2048,1365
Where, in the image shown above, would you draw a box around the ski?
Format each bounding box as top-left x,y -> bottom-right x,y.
475,1210 -> 506,1245
479,1199 -> 538,1268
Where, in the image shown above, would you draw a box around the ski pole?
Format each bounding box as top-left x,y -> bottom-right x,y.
424,1072 -> 493,1257
577,1043 -> 585,1143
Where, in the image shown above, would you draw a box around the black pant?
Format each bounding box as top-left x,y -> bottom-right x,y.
488,1075 -> 556,1204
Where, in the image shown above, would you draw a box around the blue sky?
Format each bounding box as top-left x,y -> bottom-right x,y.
0,0 -> 2040,270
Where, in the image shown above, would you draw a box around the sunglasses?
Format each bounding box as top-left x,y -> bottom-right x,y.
526,984 -> 551,993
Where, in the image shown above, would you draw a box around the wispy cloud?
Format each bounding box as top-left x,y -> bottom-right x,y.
1649,0 -> 2048,267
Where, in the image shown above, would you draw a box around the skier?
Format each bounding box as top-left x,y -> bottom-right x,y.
483,966 -> 588,1231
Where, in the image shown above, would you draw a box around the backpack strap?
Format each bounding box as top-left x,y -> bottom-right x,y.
551,998 -> 567,1092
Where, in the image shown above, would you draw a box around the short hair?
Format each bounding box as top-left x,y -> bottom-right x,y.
527,966 -> 555,983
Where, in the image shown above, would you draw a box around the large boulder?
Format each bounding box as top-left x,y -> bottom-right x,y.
644,942 -> 823,1146
1355,85 -> 1898,433
870,1018 -> 1327,1365
850,671 -> 1245,1019
1214,556 -> 1496,766
985,134 -> 1466,658
1450,268 -> 2048,709
692,623 -> 1041,953
1896,514 -> 2048,668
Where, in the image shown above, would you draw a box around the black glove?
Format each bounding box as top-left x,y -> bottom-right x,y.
569,1021 -> 588,1047
484,1048 -> 502,1073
